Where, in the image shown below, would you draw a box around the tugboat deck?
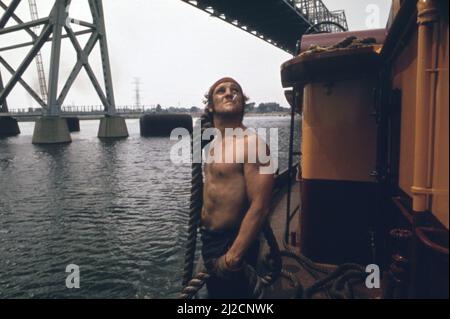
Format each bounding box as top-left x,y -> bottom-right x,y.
263,180 -> 382,299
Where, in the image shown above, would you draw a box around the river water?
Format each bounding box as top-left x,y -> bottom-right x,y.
0,116 -> 299,298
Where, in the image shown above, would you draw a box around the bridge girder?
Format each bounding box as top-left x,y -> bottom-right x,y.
181,0 -> 348,54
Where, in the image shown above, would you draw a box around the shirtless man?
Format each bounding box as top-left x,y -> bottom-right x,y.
200,77 -> 274,299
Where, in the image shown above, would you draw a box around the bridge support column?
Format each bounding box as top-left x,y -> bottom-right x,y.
32,117 -> 71,144
98,116 -> 128,138
65,117 -> 80,132
0,117 -> 20,137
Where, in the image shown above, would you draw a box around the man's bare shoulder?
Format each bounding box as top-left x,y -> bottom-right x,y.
240,128 -> 275,175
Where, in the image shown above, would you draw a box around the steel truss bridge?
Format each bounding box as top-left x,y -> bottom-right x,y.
0,0 -> 347,115
181,0 -> 348,54
0,0 -> 347,141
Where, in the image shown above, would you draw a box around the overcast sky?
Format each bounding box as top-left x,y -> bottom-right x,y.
0,0 -> 391,110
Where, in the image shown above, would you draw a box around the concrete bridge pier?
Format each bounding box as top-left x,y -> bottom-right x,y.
65,117 -> 80,132
0,117 -> 20,137
32,117 -> 71,144
98,116 -> 128,138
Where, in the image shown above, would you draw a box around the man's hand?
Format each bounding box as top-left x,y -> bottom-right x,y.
213,255 -> 264,298
213,254 -> 244,278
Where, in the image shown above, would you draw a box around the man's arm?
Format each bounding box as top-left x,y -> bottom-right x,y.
224,139 -> 274,268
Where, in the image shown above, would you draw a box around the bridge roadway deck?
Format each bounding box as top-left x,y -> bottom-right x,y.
182,0 -> 315,54
0,111 -> 148,120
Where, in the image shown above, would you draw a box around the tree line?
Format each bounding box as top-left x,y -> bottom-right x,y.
155,102 -> 289,114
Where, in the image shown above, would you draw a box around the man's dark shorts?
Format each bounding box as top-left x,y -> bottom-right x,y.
200,227 -> 260,299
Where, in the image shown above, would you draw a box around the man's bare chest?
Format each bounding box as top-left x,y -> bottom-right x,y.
205,162 -> 243,180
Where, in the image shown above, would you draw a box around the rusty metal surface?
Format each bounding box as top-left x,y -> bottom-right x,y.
299,28 -> 387,53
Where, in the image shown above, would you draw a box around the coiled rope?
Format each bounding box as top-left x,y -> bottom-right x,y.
279,211 -> 367,299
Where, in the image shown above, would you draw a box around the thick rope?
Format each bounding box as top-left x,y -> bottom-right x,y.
280,269 -> 303,298
181,160 -> 202,286
182,110 -> 213,287
179,272 -> 210,299
260,223 -> 282,285
303,263 -> 365,299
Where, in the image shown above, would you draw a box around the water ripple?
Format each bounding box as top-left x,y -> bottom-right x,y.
0,117 -> 299,298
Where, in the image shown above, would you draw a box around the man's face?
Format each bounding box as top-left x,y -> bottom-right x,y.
210,82 -> 244,116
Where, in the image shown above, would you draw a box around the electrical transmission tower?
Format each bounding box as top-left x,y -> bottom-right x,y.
28,0 -> 48,104
133,77 -> 141,110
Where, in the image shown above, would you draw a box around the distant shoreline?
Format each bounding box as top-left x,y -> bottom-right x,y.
14,112 -> 292,122
192,112 -> 291,117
